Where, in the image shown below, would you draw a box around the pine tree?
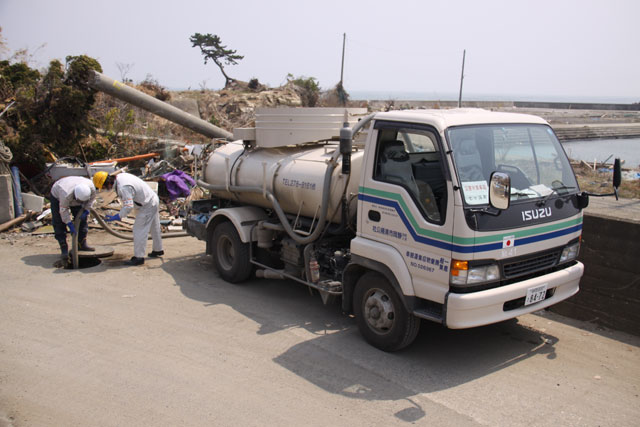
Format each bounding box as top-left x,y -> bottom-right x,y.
189,33 -> 243,88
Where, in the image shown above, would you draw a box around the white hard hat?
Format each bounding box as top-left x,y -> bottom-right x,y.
74,184 -> 92,202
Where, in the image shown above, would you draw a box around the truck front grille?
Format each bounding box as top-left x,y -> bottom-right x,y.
503,251 -> 560,278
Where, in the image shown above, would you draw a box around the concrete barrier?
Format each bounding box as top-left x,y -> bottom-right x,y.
0,174 -> 14,223
549,213 -> 640,336
365,100 -> 640,112
552,123 -> 640,141
514,101 -> 640,111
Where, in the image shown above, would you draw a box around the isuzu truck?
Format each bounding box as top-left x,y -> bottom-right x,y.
186,107 -> 592,351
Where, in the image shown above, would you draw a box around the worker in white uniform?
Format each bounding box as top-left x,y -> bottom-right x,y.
93,171 -> 164,266
49,176 -> 96,259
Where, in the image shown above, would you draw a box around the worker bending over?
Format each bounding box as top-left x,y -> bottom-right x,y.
93,171 -> 163,266
50,176 -> 96,260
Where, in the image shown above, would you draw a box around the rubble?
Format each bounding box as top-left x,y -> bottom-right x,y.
1,147 -> 200,236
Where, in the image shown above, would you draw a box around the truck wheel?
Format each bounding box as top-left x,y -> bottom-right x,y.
353,272 -> 420,351
211,222 -> 252,283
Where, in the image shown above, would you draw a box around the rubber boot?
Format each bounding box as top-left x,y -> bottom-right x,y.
60,242 -> 69,260
79,239 -> 95,251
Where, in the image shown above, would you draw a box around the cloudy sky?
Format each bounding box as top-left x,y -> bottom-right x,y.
1,0 -> 639,102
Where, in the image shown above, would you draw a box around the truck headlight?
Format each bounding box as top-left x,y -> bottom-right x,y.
559,242 -> 580,263
451,260 -> 500,286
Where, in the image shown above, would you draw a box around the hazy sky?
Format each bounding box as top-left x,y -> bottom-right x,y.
1,0 -> 639,101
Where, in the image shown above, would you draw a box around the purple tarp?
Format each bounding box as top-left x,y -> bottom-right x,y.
161,170 -> 196,200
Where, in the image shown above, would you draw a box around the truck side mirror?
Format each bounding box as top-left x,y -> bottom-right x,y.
576,192 -> 589,209
581,157 -> 621,201
613,158 -> 621,190
489,171 -> 510,210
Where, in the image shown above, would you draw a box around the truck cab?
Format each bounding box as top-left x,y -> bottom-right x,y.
349,109 -> 583,350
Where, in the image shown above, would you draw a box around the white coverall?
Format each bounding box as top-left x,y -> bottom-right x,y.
50,176 -> 96,224
114,173 -> 163,258
50,176 -> 97,253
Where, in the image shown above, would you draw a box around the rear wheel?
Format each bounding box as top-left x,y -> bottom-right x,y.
353,272 -> 420,351
211,222 -> 252,283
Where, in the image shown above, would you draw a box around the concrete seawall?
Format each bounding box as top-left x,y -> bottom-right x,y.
366,99 -> 640,111
549,199 -> 640,336
552,123 -> 640,140
365,100 -> 640,140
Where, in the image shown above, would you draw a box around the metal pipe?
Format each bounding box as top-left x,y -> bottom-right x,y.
250,258 -> 342,295
351,113 -> 375,135
87,71 -> 233,140
11,166 -> 23,217
458,49 -> 466,108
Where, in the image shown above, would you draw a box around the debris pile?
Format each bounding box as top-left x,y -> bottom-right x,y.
0,139 -> 206,237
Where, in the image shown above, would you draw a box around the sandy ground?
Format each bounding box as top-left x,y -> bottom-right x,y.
0,230 -> 639,427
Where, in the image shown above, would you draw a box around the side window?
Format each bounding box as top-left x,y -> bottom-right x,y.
374,126 -> 447,224
400,131 -> 437,153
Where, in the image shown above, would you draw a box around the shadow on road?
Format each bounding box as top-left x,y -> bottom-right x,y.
160,253 -> 559,422
272,318 -> 557,423
161,253 -> 352,336
273,317 -> 556,399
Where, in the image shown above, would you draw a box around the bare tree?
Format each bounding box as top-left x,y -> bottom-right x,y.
116,62 -> 134,82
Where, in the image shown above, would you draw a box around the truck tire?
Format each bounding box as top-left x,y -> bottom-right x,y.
211,221 -> 252,283
353,272 -> 420,351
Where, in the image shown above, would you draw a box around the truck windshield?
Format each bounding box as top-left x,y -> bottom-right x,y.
447,124 -> 578,206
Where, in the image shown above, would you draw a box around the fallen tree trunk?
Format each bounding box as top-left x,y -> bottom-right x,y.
0,212 -> 33,233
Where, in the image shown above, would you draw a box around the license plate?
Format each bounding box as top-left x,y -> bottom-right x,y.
525,284 -> 548,306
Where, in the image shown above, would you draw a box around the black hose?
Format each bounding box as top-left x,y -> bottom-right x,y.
71,211 -> 82,269
89,208 -> 188,240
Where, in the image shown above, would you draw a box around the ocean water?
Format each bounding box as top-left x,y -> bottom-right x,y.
349,90 -> 639,104
561,138 -> 640,169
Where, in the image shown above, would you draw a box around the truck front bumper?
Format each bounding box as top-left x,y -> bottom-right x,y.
445,262 -> 583,329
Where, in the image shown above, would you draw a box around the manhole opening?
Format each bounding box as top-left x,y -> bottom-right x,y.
62,257 -> 102,270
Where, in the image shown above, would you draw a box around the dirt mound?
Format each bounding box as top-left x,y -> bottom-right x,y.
186,82 -> 303,131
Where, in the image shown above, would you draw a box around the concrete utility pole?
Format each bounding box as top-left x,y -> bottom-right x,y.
340,33 -> 346,85
458,49 -> 466,108
87,71 -> 233,140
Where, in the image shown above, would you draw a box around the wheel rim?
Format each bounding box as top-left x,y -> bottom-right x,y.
363,288 -> 395,334
217,235 -> 235,271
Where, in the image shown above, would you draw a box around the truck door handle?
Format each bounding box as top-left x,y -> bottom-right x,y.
368,210 -> 381,222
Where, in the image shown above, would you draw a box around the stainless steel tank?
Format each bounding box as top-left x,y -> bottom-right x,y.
204,141 -> 363,223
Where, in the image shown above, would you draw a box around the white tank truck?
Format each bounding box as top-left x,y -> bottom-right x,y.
86,72 -> 620,351
188,107 -> 622,351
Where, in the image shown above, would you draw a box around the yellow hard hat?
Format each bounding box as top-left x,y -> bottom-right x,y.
93,171 -> 109,190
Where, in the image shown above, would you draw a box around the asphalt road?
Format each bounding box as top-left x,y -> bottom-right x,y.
0,231 -> 638,426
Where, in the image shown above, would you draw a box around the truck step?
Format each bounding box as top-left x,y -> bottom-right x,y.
413,307 -> 443,323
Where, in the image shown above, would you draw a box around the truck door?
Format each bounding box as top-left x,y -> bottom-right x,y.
358,121 -> 454,303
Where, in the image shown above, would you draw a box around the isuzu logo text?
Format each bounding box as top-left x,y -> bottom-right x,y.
522,207 -> 552,221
